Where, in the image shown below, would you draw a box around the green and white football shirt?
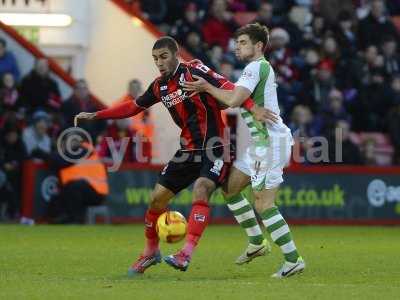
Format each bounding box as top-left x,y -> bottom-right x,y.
236,57 -> 291,147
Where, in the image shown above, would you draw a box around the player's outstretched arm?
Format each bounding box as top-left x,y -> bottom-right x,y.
74,98 -> 144,127
184,75 -> 245,107
183,75 -> 278,124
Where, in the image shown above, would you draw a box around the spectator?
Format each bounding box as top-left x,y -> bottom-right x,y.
49,139 -> 108,224
387,76 -> 400,164
131,109 -> 154,163
289,104 -> 321,163
289,104 -> 320,139
298,47 -> 320,82
253,2 -> 281,29
22,110 -> 51,159
362,138 -> 378,165
0,38 -> 20,82
358,0 -> 399,49
340,45 -> 383,90
208,44 -> 224,71
361,45 -> 385,85
303,14 -> 329,48
164,0 -> 189,24
386,75 -> 400,108
320,36 -> 341,67
128,79 -> 143,99
139,0 -> 167,24
61,79 -> 105,140
299,60 -> 335,111
357,67 -> 390,131
0,72 -> 20,113
19,58 -> 61,113
334,10 -> 358,59
98,118 -> 138,163
0,123 -> 26,219
320,88 -> 351,135
169,2 -> 202,45
183,31 -> 214,67
126,80 -> 154,162
327,120 -> 363,164
268,27 -> 299,84
317,0 -> 354,25
202,0 -> 239,50
381,36 -> 400,78
220,59 -> 237,82
285,6 -> 312,50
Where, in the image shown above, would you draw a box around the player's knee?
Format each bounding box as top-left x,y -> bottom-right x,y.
253,193 -> 274,213
149,192 -> 168,211
221,189 -> 235,200
193,179 -> 215,201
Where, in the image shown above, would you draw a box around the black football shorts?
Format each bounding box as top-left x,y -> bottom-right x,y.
158,146 -> 232,194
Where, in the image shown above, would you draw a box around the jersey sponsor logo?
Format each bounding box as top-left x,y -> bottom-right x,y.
194,213 -> 206,222
160,85 -> 168,91
210,159 -> 224,176
241,70 -> 255,80
179,73 -> 186,87
161,89 -> 188,108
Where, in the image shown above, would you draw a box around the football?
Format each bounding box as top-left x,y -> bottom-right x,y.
156,211 -> 187,243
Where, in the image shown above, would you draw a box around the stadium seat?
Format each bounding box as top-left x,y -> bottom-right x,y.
86,205 -> 111,224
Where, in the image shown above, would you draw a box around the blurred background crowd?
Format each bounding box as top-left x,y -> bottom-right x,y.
125,0 -> 400,166
0,42 -> 153,220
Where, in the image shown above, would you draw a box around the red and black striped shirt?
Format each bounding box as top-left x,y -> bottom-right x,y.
135,62 -> 233,151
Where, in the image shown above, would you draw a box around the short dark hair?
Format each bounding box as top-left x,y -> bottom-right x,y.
152,36 -> 179,53
234,23 -> 269,49
0,38 -> 6,48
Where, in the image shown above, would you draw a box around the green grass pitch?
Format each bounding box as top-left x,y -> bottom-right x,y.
1,225 -> 400,299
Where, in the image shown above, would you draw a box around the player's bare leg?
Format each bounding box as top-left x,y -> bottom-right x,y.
164,177 -> 216,271
128,184 -> 175,276
253,187 -> 305,278
222,167 -> 270,265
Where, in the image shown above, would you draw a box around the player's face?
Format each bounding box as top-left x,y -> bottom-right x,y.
152,48 -> 179,78
235,34 -> 257,62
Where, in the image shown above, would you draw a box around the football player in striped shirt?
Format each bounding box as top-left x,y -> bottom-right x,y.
75,36 -> 272,275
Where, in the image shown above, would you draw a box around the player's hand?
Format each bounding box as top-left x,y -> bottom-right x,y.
74,112 -> 96,127
187,59 -> 203,65
250,106 -> 279,125
183,75 -> 210,97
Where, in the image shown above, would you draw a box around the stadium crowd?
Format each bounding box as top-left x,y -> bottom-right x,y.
0,38 -> 153,220
125,0 -> 400,166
